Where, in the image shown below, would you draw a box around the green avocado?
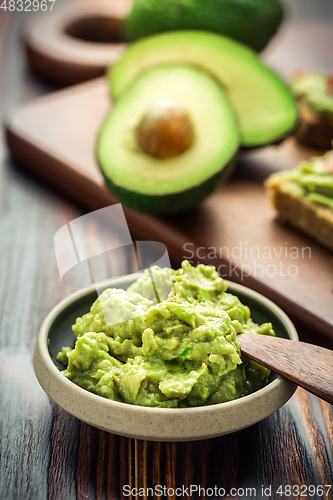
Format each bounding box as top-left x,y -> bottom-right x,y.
109,31 -> 298,148
124,0 -> 284,52
292,73 -> 333,119
57,261 -> 274,408
98,65 -> 240,215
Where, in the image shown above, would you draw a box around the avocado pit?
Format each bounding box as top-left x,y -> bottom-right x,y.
137,99 -> 194,158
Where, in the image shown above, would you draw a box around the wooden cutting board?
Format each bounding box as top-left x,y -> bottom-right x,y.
6,19 -> 333,341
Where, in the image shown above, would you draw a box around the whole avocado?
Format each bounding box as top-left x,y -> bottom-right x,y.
124,0 -> 284,52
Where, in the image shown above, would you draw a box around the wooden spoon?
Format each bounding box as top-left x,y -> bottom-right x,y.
237,333 -> 333,405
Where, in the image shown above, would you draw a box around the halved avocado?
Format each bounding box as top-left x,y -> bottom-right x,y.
98,65 -> 240,215
109,31 -> 297,148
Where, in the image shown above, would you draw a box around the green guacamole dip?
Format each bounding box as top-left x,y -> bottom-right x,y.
269,148 -> 333,210
57,261 -> 274,408
292,73 -> 333,118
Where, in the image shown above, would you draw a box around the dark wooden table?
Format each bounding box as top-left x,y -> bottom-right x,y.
1,2 -> 333,499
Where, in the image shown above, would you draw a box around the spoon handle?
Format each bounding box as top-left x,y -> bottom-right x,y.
237,333 -> 333,405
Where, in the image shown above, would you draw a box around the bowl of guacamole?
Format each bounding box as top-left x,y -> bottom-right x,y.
34,261 -> 298,441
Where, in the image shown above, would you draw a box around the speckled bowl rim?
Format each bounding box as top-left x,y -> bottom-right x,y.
34,275 -> 298,442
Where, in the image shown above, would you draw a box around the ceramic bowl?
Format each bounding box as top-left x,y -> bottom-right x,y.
34,275 -> 298,441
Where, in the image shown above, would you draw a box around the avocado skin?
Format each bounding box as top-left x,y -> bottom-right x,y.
124,0 -> 284,52
100,154 -> 237,215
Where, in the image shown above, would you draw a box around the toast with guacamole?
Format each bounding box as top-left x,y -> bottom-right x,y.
265,148 -> 333,251
292,72 -> 333,149
98,31 -> 297,215
57,261 -> 274,408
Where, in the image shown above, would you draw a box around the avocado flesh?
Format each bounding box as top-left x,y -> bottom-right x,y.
109,31 -> 298,148
98,65 -> 240,214
124,0 -> 284,52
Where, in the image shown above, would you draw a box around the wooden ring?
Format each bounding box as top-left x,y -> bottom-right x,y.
25,1 -> 130,86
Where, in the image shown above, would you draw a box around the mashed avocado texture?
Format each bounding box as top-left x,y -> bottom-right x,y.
57,261 -> 274,408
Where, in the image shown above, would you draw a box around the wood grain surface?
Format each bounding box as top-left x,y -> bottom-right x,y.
1,2 -> 333,500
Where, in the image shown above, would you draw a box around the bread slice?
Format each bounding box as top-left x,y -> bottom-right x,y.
296,98 -> 333,150
265,174 -> 333,251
